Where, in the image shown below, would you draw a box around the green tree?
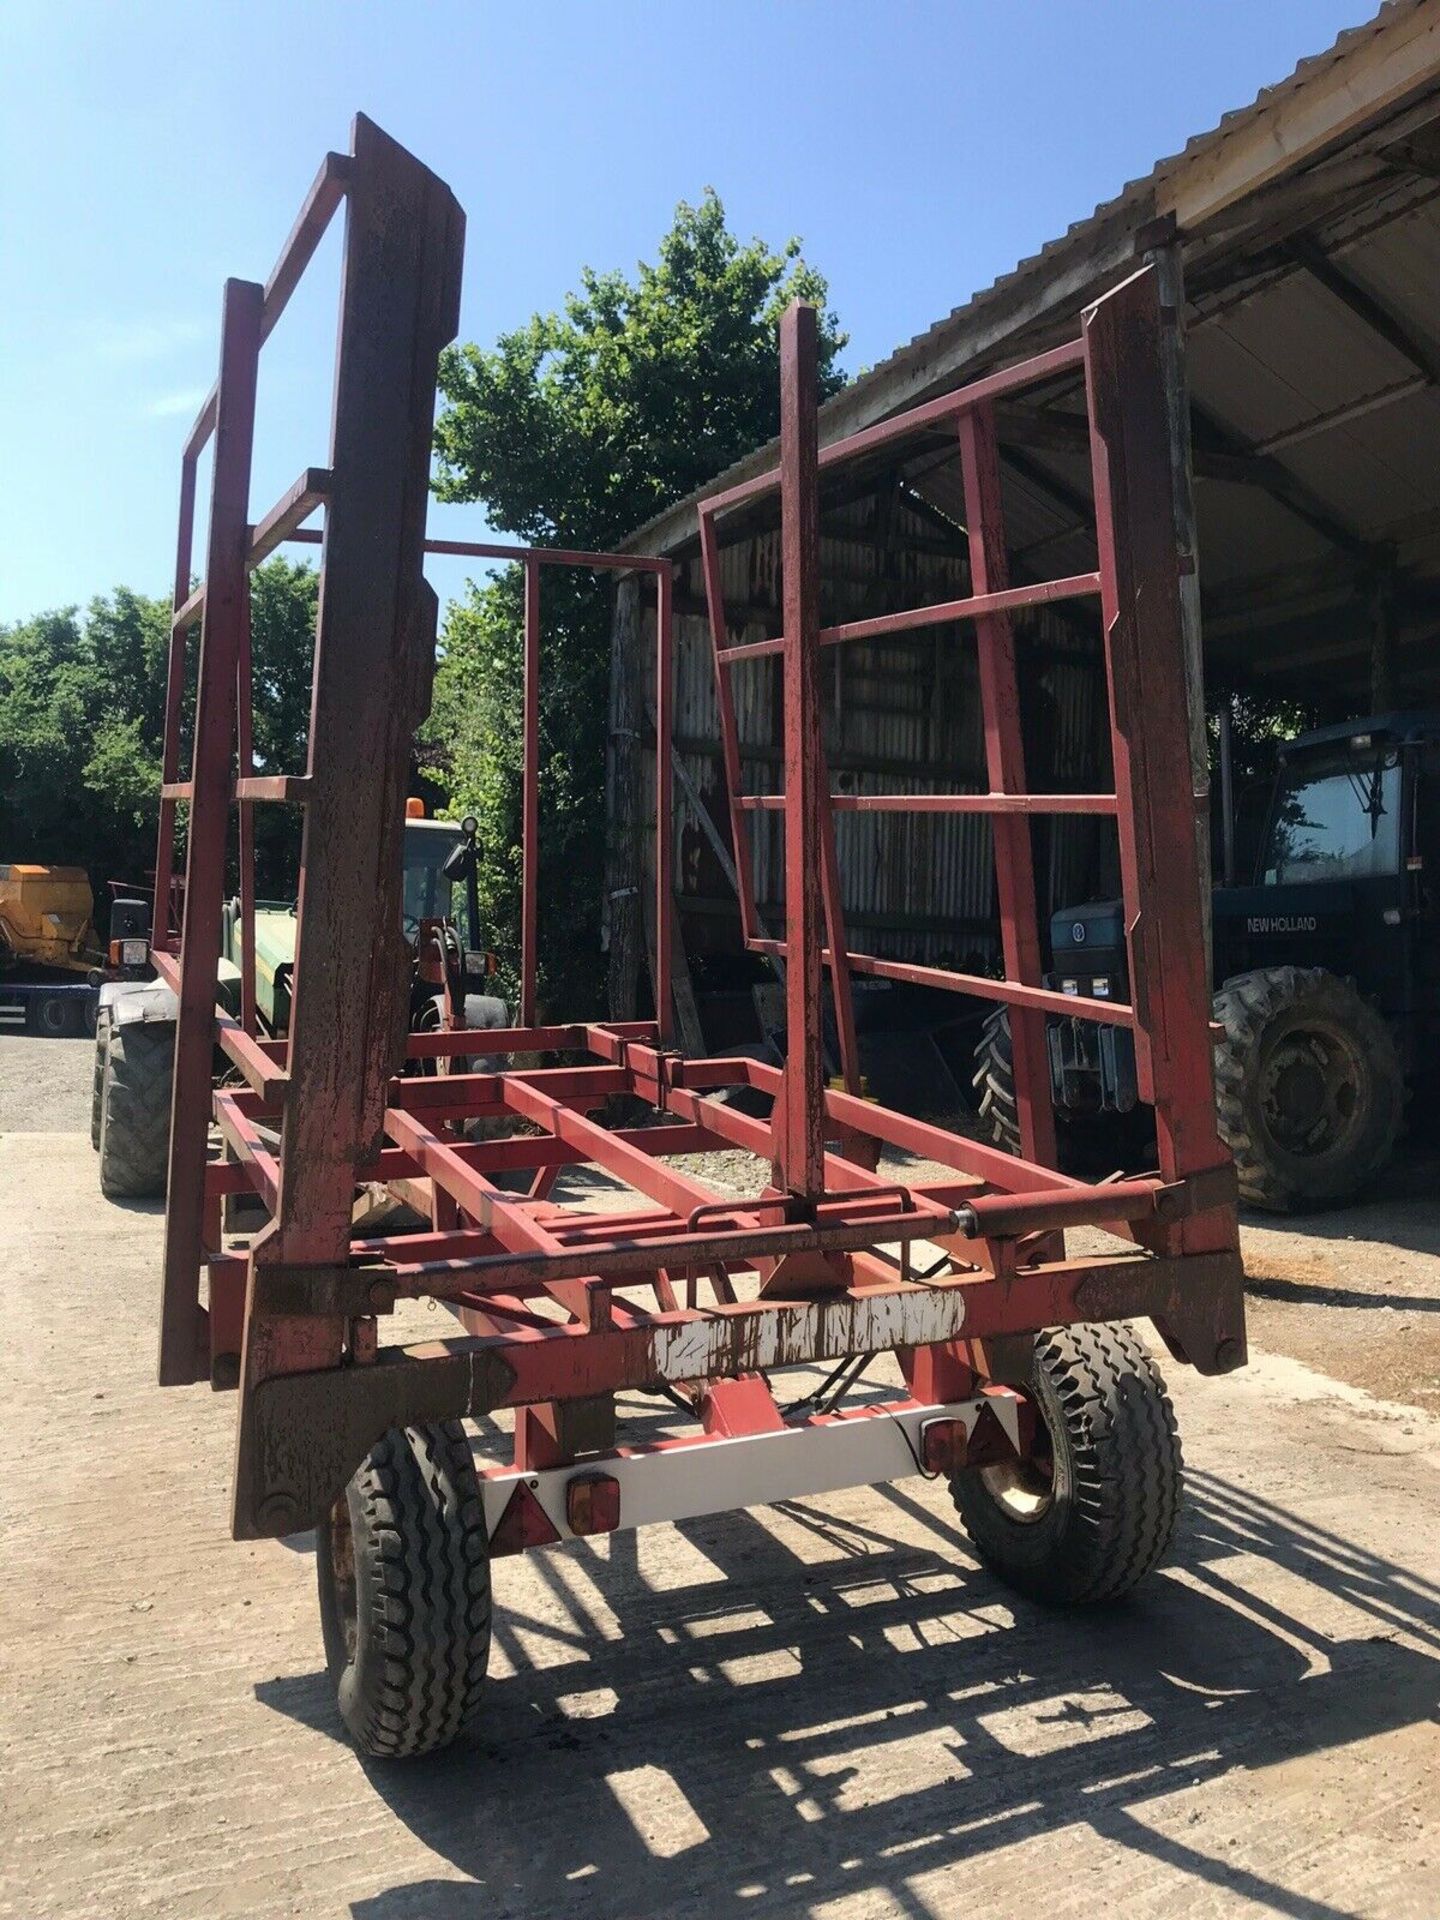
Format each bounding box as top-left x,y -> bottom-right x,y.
0,559 -> 318,923
425,189 -> 846,1014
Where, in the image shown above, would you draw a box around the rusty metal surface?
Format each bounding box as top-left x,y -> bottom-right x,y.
1082,268 -> 1234,1257
957,401 -> 1057,1170
157,277 -> 262,1386
776,303 -> 828,1196
155,137 -> 1242,1552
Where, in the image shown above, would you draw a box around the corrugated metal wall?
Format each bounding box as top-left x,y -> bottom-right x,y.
630,493 -> 1112,983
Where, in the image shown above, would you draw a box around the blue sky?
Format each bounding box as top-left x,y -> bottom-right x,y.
0,0 -> 1377,625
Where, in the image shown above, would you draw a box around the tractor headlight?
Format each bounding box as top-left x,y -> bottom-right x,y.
1060,978 -> 1079,996
117,938 -> 148,967
1091,976 -> 1111,998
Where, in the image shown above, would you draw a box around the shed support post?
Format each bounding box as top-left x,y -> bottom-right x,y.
1369,560 -> 1397,712
1144,237 -> 1213,973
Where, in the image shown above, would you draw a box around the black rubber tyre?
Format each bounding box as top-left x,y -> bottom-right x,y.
90,1011 -> 110,1151
28,992 -> 76,1037
317,1421 -> 492,1760
950,1323 -> 1182,1605
972,1005 -> 1147,1175
973,1004 -> 1024,1155
97,1021 -> 174,1199
1213,966 -> 1402,1213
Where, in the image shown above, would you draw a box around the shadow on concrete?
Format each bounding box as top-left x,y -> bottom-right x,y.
256,1466 -> 1440,1919
1238,1144 -> 1440,1259
1245,1272 -> 1440,1315
100,1194 -> 167,1217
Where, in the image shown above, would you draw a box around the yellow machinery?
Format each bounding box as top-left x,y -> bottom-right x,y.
0,864 -> 100,972
0,864 -> 102,1033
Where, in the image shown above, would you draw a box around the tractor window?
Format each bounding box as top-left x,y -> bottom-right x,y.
402,826 -> 462,935
1264,750 -> 1401,884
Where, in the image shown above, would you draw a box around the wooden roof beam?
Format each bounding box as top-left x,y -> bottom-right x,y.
1189,400 -> 1375,562
1285,231 -> 1440,386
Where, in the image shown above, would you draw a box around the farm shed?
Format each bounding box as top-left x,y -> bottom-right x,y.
605,1 -> 1440,1065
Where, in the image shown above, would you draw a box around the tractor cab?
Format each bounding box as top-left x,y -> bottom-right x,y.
1211,712 -> 1440,1040
401,811 -> 504,1047
402,814 -> 483,955
213,812 -> 498,1041
978,709 -> 1440,1211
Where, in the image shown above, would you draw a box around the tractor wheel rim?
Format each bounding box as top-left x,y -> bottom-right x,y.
1259,1023 -> 1365,1158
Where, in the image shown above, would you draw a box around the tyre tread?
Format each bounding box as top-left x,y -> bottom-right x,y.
326,1420 -> 491,1760
1213,965 -> 1401,1212
97,1021 -> 173,1198
951,1322 -> 1181,1606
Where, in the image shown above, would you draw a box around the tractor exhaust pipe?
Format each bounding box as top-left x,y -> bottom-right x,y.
1217,697 -> 1237,889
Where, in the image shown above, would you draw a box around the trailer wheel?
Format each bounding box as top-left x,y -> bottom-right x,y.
949,1323 -> 1181,1605
90,1011 -> 110,1151
317,1420 -> 492,1760
28,992 -> 76,1037
1213,966 -> 1402,1213
98,1021 -> 174,1199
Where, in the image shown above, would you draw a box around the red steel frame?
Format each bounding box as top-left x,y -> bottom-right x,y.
152,120 -> 1244,1548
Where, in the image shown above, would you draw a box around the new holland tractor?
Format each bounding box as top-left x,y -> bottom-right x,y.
976,711 -> 1440,1211
92,812 -> 506,1198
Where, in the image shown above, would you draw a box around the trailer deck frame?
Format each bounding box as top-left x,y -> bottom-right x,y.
151,118 -> 1243,1553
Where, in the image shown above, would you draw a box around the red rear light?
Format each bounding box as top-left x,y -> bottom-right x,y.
566,1472 -> 621,1536
919,1418 -> 968,1475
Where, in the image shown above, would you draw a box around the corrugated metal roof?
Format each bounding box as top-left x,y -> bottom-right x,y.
625,0 -> 1440,560
624,1 -> 1440,983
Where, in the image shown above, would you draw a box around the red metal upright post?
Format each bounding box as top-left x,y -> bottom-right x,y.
521,554 -> 541,1028
956,403 -> 1059,1170
1083,268 -> 1237,1287
252,116 -> 464,1268
154,454 -> 200,948
776,301 -> 827,1198
158,277 -> 263,1385
236,591 -> 258,1036
700,510 -> 764,948
654,562 -> 675,1047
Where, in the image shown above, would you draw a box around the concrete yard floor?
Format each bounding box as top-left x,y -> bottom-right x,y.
3,1037 -> 1440,1918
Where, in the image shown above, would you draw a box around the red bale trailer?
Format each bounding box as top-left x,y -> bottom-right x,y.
136,117 -> 1244,1758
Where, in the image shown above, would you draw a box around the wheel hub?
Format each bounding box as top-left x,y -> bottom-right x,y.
1260,1025 -> 1363,1157
978,1431 -> 1055,1524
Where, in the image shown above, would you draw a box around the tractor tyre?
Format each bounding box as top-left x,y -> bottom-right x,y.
949,1322 -> 1182,1605
97,1021 -> 174,1199
974,1004 -> 1024,1156
1212,966 -> 1402,1213
317,1420 -> 492,1760
973,1004 -> 1148,1175
90,1010 -> 110,1151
